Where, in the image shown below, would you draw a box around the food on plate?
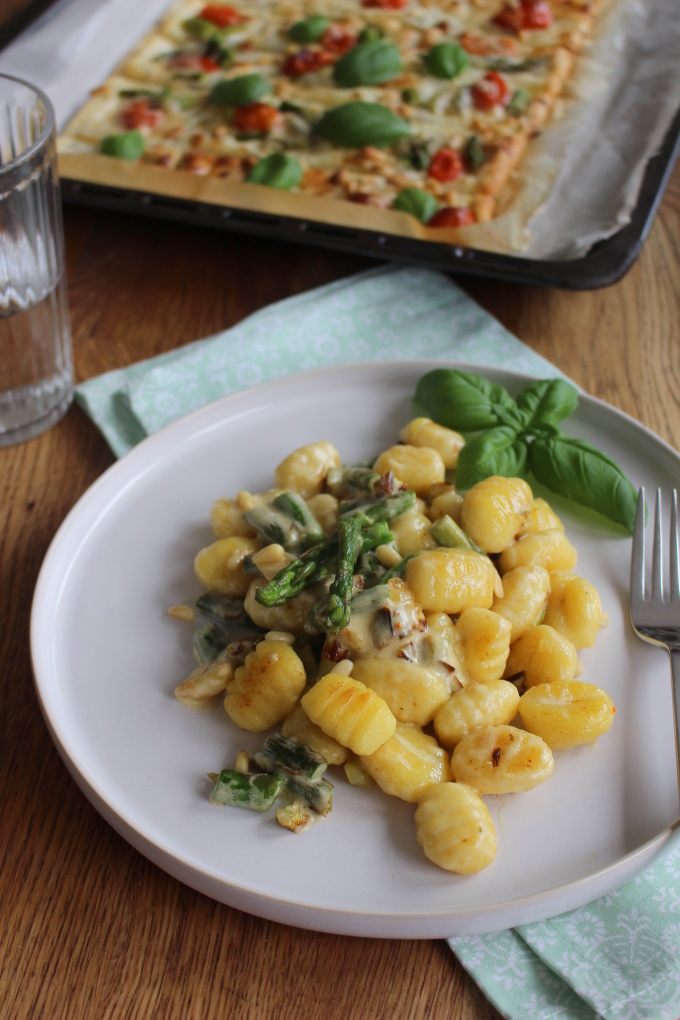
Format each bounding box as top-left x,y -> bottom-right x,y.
170,370 -> 625,872
59,0 -> 613,232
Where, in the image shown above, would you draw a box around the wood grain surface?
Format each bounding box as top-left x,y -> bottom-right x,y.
1,157 -> 679,1019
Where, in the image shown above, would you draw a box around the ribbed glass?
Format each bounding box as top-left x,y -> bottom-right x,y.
0,75 -> 73,446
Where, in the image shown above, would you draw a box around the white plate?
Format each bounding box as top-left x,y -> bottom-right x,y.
31,361 -> 680,938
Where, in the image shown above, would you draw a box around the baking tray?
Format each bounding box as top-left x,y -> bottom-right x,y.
60,100 -> 680,291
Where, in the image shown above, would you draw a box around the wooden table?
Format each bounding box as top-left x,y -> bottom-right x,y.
2,164 -> 679,1018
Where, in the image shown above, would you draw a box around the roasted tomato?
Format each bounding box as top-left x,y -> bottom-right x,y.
120,99 -> 164,130
199,4 -> 248,26
428,147 -> 465,183
471,71 -> 511,110
233,103 -> 281,133
168,53 -> 221,72
362,0 -> 408,8
494,0 -> 553,32
428,206 -> 476,228
281,49 -> 336,77
321,25 -> 358,54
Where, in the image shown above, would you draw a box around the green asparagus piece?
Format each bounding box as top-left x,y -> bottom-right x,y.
251,735 -> 333,816
250,733 -> 328,781
254,521 -> 389,608
209,769 -> 286,811
370,552 -> 417,585
349,584 -> 390,615
255,492 -> 407,609
326,466 -> 381,499
325,516 -> 364,632
430,514 -> 486,554
196,592 -> 247,623
358,521 -> 393,551
193,622 -> 229,664
242,504 -> 295,547
245,493 -> 325,552
339,489 -> 416,524
255,543 -> 336,606
272,492 -> 324,548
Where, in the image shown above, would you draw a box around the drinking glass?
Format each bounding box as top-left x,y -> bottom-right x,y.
0,74 -> 73,447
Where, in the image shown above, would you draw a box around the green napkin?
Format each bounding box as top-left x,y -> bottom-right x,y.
75,265 -> 680,1019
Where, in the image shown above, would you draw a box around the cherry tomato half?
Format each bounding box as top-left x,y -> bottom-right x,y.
428,206 -> 476,228
233,103 -> 281,134
168,53 -> 220,72
494,0 -> 553,32
120,99 -> 164,131
428,147 -> 465,183
471,71 -> 510,110
321,25 -> 357,54
199,4 -> 248,26
281,49 -> 336,77
362,0 -> 408,9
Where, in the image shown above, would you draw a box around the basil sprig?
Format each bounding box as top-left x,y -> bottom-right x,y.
415,368 -> 638,533
333,40 -> 402,88
315,101 -> 410,148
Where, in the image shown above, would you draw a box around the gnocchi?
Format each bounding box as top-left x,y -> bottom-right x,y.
374,443 -> 445,496
451,724 -> 554,794
301,672 -> 397,756
504,624 -> 580,687
360,723 -> 452,802
175,405 -> 616,877
491,565 -> 551,643
460,476 -> 533,553
405,547 -> 503,614
224,639 -> 306,732
543,572 -> 604,649
518,681 -> 615,749
415,782 -> 497,874
434,680 -> 520,750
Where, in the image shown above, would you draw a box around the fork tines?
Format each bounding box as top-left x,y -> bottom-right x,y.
632,487 -> 680,605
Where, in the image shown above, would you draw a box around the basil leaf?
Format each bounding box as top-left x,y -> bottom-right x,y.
208,74 -> 271,107
246,153 -> 302,190
100,131 -> 145,161
315,101 -> 410,148
392,188 -> 438,224
288,16 -> 330,42
414,369 -> 521,432
516,379 -> 579,429
529,435 -> 637,533
423,42 -> 468,80
333,40 -> 402,88
456,428 -> 528,489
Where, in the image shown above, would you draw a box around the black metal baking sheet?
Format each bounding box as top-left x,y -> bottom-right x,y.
60,103 -> 680,292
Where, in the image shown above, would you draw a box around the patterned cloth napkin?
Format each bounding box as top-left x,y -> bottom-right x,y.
75,265 -> 680,1019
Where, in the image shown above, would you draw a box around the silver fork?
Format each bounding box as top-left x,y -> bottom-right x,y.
630,486 -> 680,789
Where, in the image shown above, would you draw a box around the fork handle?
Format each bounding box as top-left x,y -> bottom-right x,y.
670,649 -> 680,790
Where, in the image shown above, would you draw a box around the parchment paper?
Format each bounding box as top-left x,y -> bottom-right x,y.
2,0 -> 679,260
